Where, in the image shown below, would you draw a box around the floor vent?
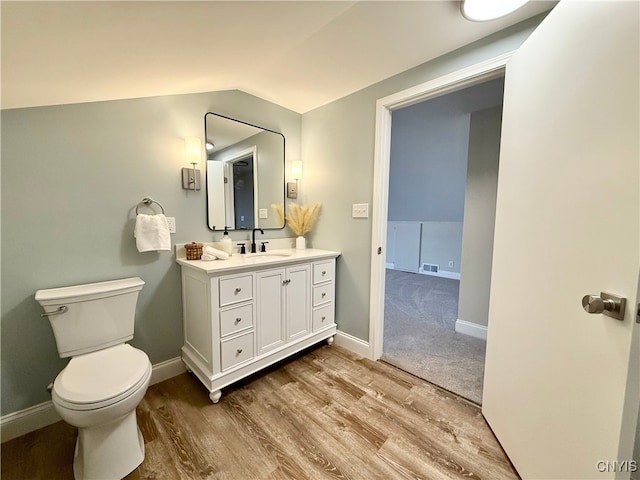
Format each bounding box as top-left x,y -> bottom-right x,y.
422,263 -> 439,273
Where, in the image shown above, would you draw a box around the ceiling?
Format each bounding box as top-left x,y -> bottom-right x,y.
1,1 -> 555,113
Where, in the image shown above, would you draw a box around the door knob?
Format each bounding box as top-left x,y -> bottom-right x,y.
581,292 -> 626,321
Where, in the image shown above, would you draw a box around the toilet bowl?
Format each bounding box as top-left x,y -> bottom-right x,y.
35,277 -> 150,480
52,344 -> 152,480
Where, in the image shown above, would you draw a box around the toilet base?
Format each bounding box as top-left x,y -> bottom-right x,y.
73,409 -> 144,480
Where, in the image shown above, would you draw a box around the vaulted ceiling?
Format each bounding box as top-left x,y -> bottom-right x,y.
1,1 -> 555,113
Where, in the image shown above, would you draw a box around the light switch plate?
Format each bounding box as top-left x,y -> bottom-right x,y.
166,217 -> 176,233
352,203 -> 369,218
259,208 -> 268,219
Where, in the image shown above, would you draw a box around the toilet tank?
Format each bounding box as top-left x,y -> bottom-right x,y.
35,277 -> 145,358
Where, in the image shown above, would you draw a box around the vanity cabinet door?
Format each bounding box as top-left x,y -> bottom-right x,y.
256,269 -> 286,355
286,264 -> 310,342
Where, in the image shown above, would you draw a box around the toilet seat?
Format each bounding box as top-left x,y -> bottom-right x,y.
53,344 -> 151,411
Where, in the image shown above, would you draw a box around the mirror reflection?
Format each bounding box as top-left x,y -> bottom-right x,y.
205,112 -> 285,231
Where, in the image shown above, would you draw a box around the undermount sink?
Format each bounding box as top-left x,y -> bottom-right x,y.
245,251 -> 292,259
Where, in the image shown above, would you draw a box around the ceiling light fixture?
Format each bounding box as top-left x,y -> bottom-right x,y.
461,0 -> 529,22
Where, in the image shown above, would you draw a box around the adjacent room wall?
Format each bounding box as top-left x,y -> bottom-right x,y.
457,105 -> 503,331
1,90 -> 301,416
386,78 -> 504,278
387,221 -> 463,276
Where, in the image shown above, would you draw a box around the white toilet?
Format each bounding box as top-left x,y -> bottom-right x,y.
35,277 -> 152,480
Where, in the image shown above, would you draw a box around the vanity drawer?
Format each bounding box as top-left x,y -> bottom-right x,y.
312,303 -> 334,331
313,261 -> 334,285
219,275 -> 253,306
220,332 -> 255,371
313,283 -> 333,306
220,304 -> 253,337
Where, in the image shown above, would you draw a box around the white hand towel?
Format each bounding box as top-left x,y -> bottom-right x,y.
201,253 -> 217,261
134,214 -> 171,252
203,246 -> 229,260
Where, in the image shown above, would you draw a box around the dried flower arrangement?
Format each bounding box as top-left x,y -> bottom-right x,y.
272,202 -> 321,236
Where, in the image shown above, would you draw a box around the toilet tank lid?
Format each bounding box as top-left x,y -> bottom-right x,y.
35,277 -> 145,304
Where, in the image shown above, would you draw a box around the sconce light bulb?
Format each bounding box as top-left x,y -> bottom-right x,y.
292,160 -> 303,180
185,137 -> 201,165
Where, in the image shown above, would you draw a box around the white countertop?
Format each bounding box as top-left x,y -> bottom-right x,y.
176,247 -> 341,274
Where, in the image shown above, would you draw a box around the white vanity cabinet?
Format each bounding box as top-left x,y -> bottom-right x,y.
177,248 -> 339,403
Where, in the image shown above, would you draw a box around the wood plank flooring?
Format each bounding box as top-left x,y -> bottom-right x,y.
1,345 -> 519,480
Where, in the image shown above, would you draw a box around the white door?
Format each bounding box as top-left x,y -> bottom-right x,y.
483,2 -> 639,479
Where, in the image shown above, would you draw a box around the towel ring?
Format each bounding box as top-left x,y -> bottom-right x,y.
136,197 -> 165,215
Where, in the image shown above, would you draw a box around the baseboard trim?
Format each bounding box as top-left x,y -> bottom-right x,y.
149,356 -> 187,385
455,319 -> 488,340
1,356 -> 186,443
334,330 -> 370,358
419,269 -> 461,280
385,262 -> 394,269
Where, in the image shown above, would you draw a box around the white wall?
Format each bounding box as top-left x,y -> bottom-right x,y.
387,221 -> 463,275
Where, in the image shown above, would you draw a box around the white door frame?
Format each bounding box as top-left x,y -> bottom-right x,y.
368,51 -> 515,360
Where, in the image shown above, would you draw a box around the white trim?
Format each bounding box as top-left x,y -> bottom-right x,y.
369,51 -> 514,361
1,356 -> 186,443
0,401 -> 61,444
149,356 -> 187,386
418,269 -> 461,280
455,319 -> 488,340
385,262 -> 394,269
334,330 -> 371,359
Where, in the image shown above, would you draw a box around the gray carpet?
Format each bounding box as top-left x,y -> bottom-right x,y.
382,269 -> 486,404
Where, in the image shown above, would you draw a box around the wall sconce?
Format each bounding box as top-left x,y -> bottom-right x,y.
291,160 -> 303,180
287,160 -> 303,199
182,137 -> 201,191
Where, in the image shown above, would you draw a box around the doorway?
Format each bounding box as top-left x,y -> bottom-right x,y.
381,77 -> 504,404
368,52 -> 513,400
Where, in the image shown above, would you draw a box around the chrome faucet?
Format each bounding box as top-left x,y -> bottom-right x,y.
251,228 -> 264,253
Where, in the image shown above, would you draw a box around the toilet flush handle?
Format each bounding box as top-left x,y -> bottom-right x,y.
40,306 -> 68,318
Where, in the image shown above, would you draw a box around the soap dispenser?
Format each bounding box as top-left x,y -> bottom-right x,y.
220,227 -> 233,255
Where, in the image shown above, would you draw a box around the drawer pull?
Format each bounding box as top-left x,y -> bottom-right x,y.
234,287 -> 242,294
322,271 -> 327,276
322,316 -> 326,321
236,348 -> 243,355
235,317 -> 242,323
322,292 -> 326,298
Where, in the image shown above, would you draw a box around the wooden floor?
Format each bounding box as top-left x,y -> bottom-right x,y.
1,345 -> 519,480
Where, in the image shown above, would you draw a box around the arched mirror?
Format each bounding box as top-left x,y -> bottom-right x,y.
205,112 -> 285,231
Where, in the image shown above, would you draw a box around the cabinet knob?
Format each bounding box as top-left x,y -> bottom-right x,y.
236,348 -> 243,355
322,271 -> 327,276
234,287 -> 242,294
321,316 -> 326,321
235,317 -> 242,323
322,292 -> 326,298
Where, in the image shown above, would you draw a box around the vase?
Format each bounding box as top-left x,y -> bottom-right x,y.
295,236 -> 306,250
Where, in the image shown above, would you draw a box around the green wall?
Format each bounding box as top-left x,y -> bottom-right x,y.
1,14 -> 545,417
1,90 -> 300,415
